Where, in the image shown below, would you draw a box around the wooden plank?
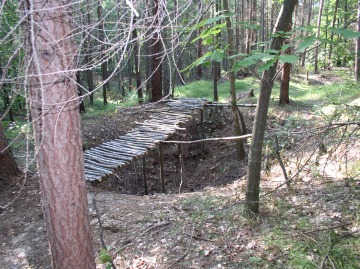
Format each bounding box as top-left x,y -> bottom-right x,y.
88,148 -> 134,161
99,144 -> 142,156
116,137 -> 156,147
89,145 -> 136,162
84,173 -> 102,181
84,163 -> 112,174
111,140 -> 153,150
85,153 -> 126,166
85,170 -> 105,178
85,158 -> 120,169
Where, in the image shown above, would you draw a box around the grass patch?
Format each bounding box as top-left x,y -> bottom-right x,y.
174,77 -> 259,102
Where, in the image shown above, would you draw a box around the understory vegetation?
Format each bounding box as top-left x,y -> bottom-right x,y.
2,69 -> 359,268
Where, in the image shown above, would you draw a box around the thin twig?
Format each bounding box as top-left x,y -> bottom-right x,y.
92,197 -> 116,269
163,224 -> 194,269
161,134 -> 252,144
273,134 -> 291,188
183,232 -> 217,242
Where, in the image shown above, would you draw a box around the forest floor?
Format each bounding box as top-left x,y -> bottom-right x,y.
0,72 -> 359,268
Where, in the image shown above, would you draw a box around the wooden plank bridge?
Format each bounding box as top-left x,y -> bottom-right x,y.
84,98 -> 207,184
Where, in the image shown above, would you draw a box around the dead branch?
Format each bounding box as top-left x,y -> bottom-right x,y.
92,197 -> 116,269
293,222 -> 352,237
140,221 -> 171,236
163,224 -> 194,269
161,134 -> 252,145
183,232 -> 217,242
273,134 -> 291,188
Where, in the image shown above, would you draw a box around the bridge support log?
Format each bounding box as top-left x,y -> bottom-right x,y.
159,142 -> 165,193
143,156 -> 148,195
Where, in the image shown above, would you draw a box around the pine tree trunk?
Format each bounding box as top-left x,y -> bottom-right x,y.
24,1 -> 95,267
97,1 -> 109,105
279,24 -> 292,105
314,0 -> 324,74
328,0 -> 339,70
132,18 -> 143,103
356,0 -> 360,80
86,0 -> 94,105
246,0 -> 298,214
0,122 -> 19,180
223,0 -> 246,161
150,0 -> 163,102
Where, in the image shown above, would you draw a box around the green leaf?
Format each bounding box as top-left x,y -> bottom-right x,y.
203,37 -> 213,45
328,27 -> 360,39
235,53 -> 266,68
99,248 -> 112,264
278,54 -> 298,64
281,44 -> 291,51
196,16 -> 223,29
258,58 -> 277,72
265,49 -> 280,54
228,52 -> 248,59
210,50 -> 225,62
296,35 -> 317,53
261,54 -> 277,62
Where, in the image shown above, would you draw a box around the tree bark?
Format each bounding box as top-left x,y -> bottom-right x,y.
85,0 -> 94,105
314,0 -> 324,74
97,1 -> 109,105
132,17 -> 143,103
246,0 -> 298,214
355,0 -> 360,80
76,72 -> 86,113
223,0 -> 246,161
301,0 -> 312,66
24,1 -> 95,267
328,0 -> 339,70
150,0 -> 163,102
279,23 -> 292,105
0,122 -> 19,179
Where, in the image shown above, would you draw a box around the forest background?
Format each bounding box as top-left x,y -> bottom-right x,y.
0,0 -> 359,268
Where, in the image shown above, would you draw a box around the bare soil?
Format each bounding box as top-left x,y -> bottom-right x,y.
1,73 -> 359,268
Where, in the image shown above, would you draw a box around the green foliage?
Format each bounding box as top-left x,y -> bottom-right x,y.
99,248 -> 112,264
174,77 -> 259,102
328,27 -> 360,39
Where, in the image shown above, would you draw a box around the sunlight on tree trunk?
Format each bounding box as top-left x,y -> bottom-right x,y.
314,0 -> 324,74
223,0 -> 246,161
245,0 -> 298,215
24,1 -> 95,267
355,0 -> 360,80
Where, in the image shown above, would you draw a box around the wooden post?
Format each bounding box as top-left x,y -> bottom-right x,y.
159,142 -> 165,193
200,108 -> 205,153
179,143 -> 185,194
143,156 -> 148,195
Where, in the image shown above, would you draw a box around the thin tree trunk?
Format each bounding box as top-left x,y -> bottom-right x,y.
356,0 -> 360,80
301,0 -> 312,66
97,1 -> 109,105
197,28 -> 203,79
24,1 -> 95,267
279,23 -> 292,104
0,122 -> 19,179
76,72 -> 86,113
223,0 -> 246,161
132,18 -> 143,103
86,0 -> 94,105
246,0 -> 298,214
1,84 -> 15,122
150,0 -> 163,102
314,0 -> 324,74
328,0 -> 339,69
213,62 -> 218,102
